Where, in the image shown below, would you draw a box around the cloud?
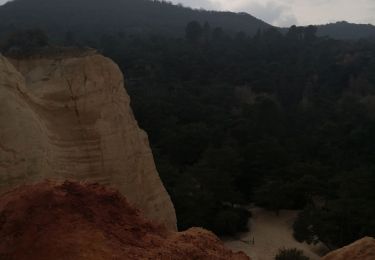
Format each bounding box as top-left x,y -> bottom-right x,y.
1,0 -> 375,26
171,0 -> 375,26
233,1 -> 297,27
173,0 -> 298,26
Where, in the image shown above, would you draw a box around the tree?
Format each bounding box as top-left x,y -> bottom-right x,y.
304,25 -> 317,41
1,29 -> 49,55
286,25 -> 317,42
202,21 -> 211,42
185,21 -> 203,43
213,210 -> 241,235
212,27 -> 224,40
286,25 -> 303,41
64,31 -> 77,46
294,170 -> 375,249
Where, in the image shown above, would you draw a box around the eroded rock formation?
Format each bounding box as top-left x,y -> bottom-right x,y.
322,237 -> 375,260
0,51 -> 176,230
0,181 -> 249,260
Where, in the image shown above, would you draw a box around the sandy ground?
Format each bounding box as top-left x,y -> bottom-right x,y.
224,208 -> 328,260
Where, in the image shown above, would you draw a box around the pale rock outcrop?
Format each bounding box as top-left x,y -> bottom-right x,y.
322,237 -> 375,260
0,51 -> 177,230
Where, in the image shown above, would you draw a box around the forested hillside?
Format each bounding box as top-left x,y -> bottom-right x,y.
318,21 -> 375,40
1,0 -> 375,42
1,0 -> 375,251
94,24 -> 375,248
0,0 -> 270,40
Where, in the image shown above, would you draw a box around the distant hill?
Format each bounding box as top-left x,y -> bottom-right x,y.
1,0 -> 374,43
0,0 -> 271,40
317,21 -> 375,40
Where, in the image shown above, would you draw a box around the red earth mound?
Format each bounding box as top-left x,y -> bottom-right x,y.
0,181 -> 249,260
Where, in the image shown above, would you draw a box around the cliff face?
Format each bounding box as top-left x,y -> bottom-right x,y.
322,237 -> 375,260
0,51 -> 176,230
0,181 -> 249,260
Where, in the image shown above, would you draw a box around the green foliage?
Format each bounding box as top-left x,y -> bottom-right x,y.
185,21 -> 203,43
1,29 -> 49,55
275,248 -> 309,260
255,171 -> 328,211
100,26 -> 375,240
213,208 -> 250,236
318,21 -> 375,40
1,2 -> 375,241
0,0 -> 271,41
293,207 -> 316,244
286,25 -> 317,42
294,170 -> 375,249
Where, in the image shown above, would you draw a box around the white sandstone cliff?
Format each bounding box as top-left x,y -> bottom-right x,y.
0,51 -> 177,230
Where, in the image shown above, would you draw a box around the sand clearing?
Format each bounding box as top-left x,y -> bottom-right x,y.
224,208 -> 327,260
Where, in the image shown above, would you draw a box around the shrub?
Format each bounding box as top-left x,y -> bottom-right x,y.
212,208 -> 250,236
1,29 -> 49,56
213,210 -> 240,236
275,248 -> 309,260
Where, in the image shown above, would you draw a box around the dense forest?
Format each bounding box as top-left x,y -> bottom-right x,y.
96,24 -> 375,249
0,0 -> 270,39
317,21 -> 375,40
1,0 -> 375,252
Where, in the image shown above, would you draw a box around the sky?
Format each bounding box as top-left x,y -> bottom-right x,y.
171,0 -> 375,27
0,0 -> 374,27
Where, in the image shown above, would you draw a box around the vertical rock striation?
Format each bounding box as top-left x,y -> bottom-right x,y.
0,51 -> 176,230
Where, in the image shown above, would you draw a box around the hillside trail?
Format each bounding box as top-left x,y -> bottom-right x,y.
224,207 -> 328,260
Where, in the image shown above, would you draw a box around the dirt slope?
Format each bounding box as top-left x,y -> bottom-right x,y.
322,237 -> 375,260
0,180 -> 249,260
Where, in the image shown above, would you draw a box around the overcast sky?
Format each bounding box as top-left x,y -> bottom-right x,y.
172,0 -> 375,26
0,0 -> 374,27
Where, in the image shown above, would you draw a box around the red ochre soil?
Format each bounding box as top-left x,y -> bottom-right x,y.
0,181 -> 249,260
